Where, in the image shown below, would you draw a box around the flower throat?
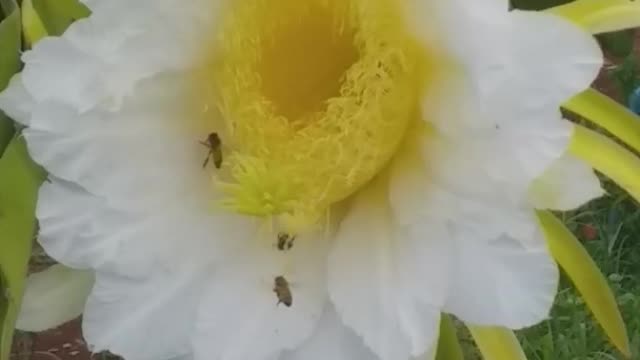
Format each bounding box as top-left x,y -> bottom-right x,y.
192,0 -> 424,233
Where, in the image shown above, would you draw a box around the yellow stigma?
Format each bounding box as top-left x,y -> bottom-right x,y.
192,0 -> 426,231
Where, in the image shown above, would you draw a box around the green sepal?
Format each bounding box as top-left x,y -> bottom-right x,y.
468,326 -> 528,360
569,125 -> 640,205
564,89 -> 640,155
536,210 -> 631,357
435,315 -> 464,360
548,0 -> 640,34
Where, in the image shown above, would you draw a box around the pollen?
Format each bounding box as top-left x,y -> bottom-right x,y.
191,0 -> 428,232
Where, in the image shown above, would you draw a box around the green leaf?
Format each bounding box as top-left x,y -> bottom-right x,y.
547,0 -> 640,34
564,89 -> 640,155
609,54 -> 640,101
468,326 -> 527,360
569,125 -> 640,204
435,315 -> 464,360
0,136 -> 45,360
31,0 -> 89,36
536,211 -> 631,357
0,0 -> 20,155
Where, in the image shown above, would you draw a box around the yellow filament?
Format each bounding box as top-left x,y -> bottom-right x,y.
191,0 -> 430,231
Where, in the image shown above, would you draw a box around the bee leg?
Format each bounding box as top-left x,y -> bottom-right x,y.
202,154 -> 210,169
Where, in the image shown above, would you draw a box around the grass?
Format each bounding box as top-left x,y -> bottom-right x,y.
518,181 -> 640,360
456,181 -> 640,360
459,181 -> 640,360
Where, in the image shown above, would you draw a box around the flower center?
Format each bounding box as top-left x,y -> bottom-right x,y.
192,0 -> 424,232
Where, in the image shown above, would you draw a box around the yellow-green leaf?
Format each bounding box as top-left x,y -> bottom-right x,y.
435,315 -> 464,360
0,137 -> 45,360
564,89 -> 640,154
547,0 -> 640,34
22,0 -> 47,48
536,210 -> 630,357
31,0 -> 89,36
569,125 -> 640,204
0,0 -> 20,154
468,326 -> 527,360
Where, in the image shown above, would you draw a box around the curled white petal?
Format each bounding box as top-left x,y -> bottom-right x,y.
17,265 -> 94,332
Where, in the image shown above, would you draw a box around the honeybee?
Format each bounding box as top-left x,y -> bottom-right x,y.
276,233 -> 296,251
200,132 -> 222,169
273,275 -> 292,307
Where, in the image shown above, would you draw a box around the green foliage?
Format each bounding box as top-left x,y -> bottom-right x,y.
0,0 -> 20,155
598,30 -> 636,58
31,0 -> 89,36
0,137 -> 45,360
609,54 -> 640,101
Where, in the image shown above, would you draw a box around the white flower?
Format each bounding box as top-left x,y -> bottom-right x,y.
0,0 -> 604,360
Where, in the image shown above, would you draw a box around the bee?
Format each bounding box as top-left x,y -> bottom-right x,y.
273,275 -> 292,307
276,233 -> 296,251
200,132 -> 223,169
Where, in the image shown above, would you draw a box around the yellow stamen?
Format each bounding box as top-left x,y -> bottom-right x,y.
191,0 -> 429,232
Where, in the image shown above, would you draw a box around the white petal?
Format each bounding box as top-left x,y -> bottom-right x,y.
282,306 -> 376,360
36,179 -> 227,276
83,266 -> 209,360
16,265 -> 94,332
477,10 -> 602,111
24,74 -> 212,212
36,179 -> 134,271
443,214 -> 559,328
36,179 -> 257,360
413,7 -> 596,207
529,152 -> 604,211
424,114 -> 573,206
418,5 -> 601,125
0,75 -> 35,123
329,180 -> 445,360
192,231 -> 328,360
19,0 -> 215,112
389,137 -> 556,329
